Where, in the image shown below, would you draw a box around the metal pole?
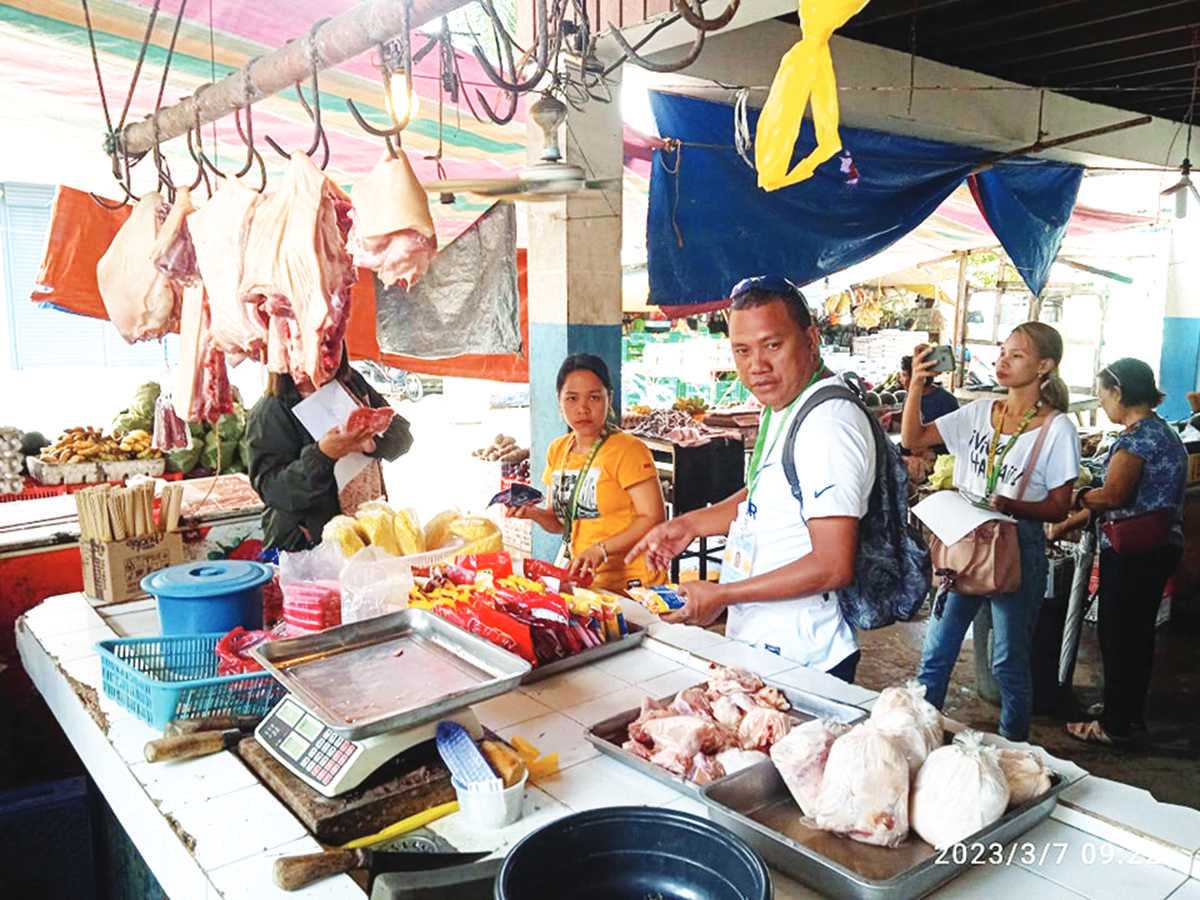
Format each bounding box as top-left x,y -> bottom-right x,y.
118,0 -> 469,156
969,115 -> 1152,175
952,250 -> 969,390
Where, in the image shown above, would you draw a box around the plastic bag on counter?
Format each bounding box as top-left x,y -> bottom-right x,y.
215,626 -> 273,675
868,680 -> 945,776
910,731 -> 1009,850
340,546 -> 414,624
813,723 -> 910,848
770,718 -> 852,818
997,748 -> 1052,809
280,542 -> 344,632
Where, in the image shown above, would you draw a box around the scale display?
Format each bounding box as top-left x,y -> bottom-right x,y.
255,694 -> 482,798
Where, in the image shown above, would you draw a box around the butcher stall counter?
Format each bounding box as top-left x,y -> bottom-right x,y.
19,593 -> 1200,899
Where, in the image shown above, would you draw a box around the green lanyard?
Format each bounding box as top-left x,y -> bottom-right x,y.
984,400 -> 1042,498
745,367 -> 826,502
561,432 -> 609,556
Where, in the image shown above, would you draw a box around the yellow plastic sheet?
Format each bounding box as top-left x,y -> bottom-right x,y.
754,0 -> 870,192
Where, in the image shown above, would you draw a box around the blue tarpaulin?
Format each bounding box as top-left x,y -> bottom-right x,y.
647,92 -> 1083,310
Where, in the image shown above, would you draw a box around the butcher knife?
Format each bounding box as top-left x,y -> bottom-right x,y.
273,848 -> 491,891
164,714 -> 262,736
144,729 -> 244,763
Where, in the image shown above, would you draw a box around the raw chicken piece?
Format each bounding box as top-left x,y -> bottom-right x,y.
738,707 -> 794,752
869,681 -> 945,776
188,179 -> 265,361
705,664 -> 764,698
348,153 -> 437,288
715,748 -> 769,776
711,695 -> 747,729
911,732 -> 1009,850
629,715 -> 730,757
174,284 -> 233,424
670,686 -> 714,719
770,718 -> 851,817
96,192 -> 180,342
689,753 -> 726,785
240,154 -> 357,387
997,749 -> 1052,808
754,686 -> 792,711
150,187 -> 198,283
650,745 -> 694,776
621,739 -> 654,762
814,724 -> 910,848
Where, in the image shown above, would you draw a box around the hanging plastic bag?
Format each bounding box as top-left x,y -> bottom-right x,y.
340,545 -> 414,624
910,731 -> 1010,850
152,392 -> 191,451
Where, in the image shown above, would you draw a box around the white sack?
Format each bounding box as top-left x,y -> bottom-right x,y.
997,749 -> 1052,808
814,724 -> 910,848
869,680 -> 945,775
910,731 -> 1010,850
769,718 -> 851,818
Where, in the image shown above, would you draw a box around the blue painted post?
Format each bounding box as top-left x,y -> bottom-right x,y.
1158,223 -> 1200,420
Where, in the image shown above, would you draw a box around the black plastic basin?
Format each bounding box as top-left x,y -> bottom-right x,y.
496,806 -> 772,900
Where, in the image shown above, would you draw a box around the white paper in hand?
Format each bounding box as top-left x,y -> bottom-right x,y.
912,490 -> 1014,546
291,380 -> 360,440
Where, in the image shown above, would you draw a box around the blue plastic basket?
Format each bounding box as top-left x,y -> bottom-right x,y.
96,633 -> 286,730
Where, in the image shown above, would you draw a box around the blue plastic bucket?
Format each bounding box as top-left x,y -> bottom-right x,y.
142,561 -> 272,635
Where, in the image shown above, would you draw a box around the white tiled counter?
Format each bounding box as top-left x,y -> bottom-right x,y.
17,592 -> 1200,899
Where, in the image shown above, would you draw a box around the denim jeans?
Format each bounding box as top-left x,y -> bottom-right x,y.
918,519 -> 1048,741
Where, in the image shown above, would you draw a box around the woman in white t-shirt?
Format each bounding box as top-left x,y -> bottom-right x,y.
901,323 -> 1080,741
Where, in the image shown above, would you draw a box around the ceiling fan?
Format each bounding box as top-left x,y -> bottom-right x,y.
422,93 -> 620,202
1161,157 -> 1200,219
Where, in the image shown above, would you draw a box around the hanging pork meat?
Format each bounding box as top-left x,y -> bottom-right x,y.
348,152 -> 437,289
188,179 -> 265,363
239,153 -> 357,387
174,283 -> 234,424
150,187 -> 198,284
96,192 -> 181,342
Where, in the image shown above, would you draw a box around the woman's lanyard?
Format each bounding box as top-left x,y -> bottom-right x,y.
561,432 -> 609,555
985,400 -> 1042,498
745,367 -> 826,504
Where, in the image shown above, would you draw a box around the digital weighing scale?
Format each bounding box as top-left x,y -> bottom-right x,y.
255,694 -> 483,797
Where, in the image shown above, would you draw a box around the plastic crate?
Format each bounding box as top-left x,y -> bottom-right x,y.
97,633 -> 285,730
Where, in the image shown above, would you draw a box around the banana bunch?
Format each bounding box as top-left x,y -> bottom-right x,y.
40,427 -> 122,464
118,429 -> 159,460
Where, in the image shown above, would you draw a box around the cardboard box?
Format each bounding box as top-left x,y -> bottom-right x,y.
81,531 -> 184,604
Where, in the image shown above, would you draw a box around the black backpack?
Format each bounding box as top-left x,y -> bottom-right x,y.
780,383 -> 931,630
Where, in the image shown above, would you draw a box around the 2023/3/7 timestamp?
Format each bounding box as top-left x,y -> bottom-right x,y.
935,841 -> 1154,866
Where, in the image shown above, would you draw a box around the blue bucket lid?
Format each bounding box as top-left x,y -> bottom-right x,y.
142,560 -> 272,598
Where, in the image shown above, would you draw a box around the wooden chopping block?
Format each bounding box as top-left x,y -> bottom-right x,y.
236,737 -> 455,846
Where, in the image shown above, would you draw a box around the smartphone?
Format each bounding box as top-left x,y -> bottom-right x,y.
928,345 -> 955,374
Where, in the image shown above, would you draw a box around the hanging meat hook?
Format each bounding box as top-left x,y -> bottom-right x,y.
674,0 -> 740,32
606,10 -> 704,74
263,20 -> 329,164
474,4 -> 520,125
345,0 -> 413,158
232,55 -> 268,186
472,0 -> 558,93
188,83 -> 227,181
148,113 -> 177,203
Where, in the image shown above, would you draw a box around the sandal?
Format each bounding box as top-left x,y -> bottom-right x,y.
1066,720 -> 1132,747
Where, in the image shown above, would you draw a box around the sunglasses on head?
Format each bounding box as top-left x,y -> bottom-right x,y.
729,275 -> 811,311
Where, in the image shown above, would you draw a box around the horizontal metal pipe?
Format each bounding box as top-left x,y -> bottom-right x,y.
118,0 -> 470,155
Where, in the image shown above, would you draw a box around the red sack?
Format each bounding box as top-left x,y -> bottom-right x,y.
215,627 -> 273,675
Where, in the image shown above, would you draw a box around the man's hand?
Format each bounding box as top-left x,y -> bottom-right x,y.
626,518 -> 694,573
318,424 -> 376,460
662,579 -> 727,627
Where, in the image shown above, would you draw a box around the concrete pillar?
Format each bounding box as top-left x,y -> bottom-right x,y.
1158,218 -> 1200,420
525,90 -> 625,560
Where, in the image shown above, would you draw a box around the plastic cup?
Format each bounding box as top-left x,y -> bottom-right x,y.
453,771 -> 527,830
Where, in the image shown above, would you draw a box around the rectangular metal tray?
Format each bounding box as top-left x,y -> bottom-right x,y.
585,680 -> 867,797
520,622 -> 646,684
700,754 -> 1069,900
251,608 -> 531,740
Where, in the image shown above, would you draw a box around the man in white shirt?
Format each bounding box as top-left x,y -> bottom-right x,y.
627,276 -> 876,682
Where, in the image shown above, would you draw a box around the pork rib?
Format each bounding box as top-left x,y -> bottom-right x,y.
97,192 -> 180,342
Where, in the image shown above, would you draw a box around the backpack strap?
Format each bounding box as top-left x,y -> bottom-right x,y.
780,383 -> 886,512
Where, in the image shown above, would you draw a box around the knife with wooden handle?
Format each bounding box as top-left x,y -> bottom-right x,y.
273,849 -> 490,891
144,729 -> 242,763
164,714 -> 261,736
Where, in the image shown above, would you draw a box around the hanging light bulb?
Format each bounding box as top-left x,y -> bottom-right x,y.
381,36 -> 418,131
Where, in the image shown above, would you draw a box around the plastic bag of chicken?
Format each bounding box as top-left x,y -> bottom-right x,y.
813,723 -> 910,847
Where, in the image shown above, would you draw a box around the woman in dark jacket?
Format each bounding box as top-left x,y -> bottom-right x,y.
246,353 -> 413,551
1066,358 -> 1186,746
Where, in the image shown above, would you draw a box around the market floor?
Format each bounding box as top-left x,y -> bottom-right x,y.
854,603 -> 1200,808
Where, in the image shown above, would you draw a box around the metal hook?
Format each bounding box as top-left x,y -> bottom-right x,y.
606,13 -> 704,74
149,113 -> 177,203
673,0 -> 740,32
473,0 -> 557,93
474,7 -> 519,125
232,56 -> 267,182
188,84 -> 226,180
263,20 -> 329,163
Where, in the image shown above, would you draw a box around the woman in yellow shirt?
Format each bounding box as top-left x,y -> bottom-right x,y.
511,354 -> 666,592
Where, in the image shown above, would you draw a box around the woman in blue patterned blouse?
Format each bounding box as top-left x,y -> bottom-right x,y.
1066,359 -> 1186,746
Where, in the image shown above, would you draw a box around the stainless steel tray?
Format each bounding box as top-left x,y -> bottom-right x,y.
251,608 -> 531,740
585,681 -> 867,797
700,754 -> 1069,900
521,622 -> 646,684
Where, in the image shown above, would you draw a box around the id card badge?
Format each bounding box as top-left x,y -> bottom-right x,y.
721,502 -> 756,584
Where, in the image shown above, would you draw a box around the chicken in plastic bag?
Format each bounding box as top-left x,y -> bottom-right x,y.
910,731 -> 1010,850
770,718 -> 851,818
997,748 -> 1052,808
869,680 -> 945,776
340,545 -> 414,624
813,723 -> 910,847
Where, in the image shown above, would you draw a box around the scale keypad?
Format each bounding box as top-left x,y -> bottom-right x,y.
260,700 -> 356,786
